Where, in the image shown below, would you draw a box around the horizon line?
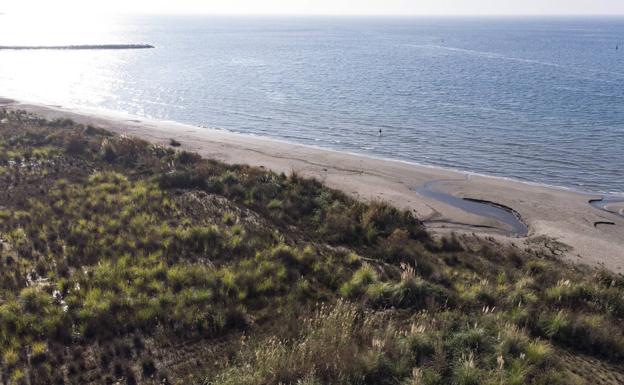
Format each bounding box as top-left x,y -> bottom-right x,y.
2,11 -> 624,17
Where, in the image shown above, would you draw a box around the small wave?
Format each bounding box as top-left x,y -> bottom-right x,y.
409,43 -> 624,79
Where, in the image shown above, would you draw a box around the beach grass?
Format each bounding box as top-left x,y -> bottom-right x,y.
0,108 -> 623,384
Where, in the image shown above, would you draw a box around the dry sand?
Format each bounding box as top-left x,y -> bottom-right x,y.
2,98 -> 623,272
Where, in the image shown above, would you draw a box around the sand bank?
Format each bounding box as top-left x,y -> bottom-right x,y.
2,98 -> 622,272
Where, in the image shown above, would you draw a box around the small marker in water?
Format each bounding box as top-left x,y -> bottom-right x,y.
378,128 -> 382,137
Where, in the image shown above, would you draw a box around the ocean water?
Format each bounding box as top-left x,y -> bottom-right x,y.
1,15 -> 623,195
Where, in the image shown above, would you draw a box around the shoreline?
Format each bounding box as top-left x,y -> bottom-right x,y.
2,97 -> 623,271
4,98 -> 621,200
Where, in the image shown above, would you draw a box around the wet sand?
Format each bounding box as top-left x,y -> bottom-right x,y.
415,179 -> 528,237
590,198 -> 624,219
2,98 -> 623,272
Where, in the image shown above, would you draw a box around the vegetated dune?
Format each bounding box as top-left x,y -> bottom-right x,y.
0,109 -> 623,385
7,99 -> 622,273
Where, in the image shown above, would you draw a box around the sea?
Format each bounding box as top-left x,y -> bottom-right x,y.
0,14 -> 623,195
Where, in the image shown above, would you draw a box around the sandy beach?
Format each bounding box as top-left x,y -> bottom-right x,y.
2,98 -> 622,272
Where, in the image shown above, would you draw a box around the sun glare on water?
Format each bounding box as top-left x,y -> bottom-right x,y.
0,12 -> 141,107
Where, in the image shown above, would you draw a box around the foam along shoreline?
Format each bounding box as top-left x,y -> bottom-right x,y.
0,44 -> 154,50
1,98 -> 623,272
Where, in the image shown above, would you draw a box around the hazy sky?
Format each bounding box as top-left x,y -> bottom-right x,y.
4,0 -> 624,15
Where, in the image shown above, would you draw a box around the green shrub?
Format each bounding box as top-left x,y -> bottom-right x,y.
318,204 -> 361,244
3,348 -> 18,367
63,132 -> 89,155
524,340 -> 551,366
340,265 -> 378,297
19,287 -> 51,313
403,329 -> 435,364
158,171 -> 207,190
365,278 -> 447,310
176,150 -> 201,165
541,310 -> 570,339
11,368 -> 25,384
498,324 -> 529,357
266,199 -> 283,210
447,326 -> 489,355
362,202 -> 421,239
31,341 -> 47,363
451,353 -> 482,385
505,359 -> 529,385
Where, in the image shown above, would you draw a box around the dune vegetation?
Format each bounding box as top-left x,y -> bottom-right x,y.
0,108 -> 623,385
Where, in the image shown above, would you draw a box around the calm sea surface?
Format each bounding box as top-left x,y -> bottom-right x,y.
1,15 -> 623,194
